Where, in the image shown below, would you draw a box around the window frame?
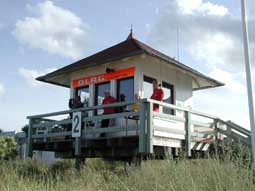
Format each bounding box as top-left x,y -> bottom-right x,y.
116,77 -> 134,102
94,81 -> 111,115
143,75 -> 156,99
94,81 -> 111,106
162,81 -> 175,115
143,75 -> 156,84
75,86 -> 89,97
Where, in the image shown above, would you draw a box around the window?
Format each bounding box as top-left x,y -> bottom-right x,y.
143,76 -> 156,99
117,77 -> 134,110
76,86 -> 89,106
143,76 -> 174,114
95,82 -> 110,115
162,82 -> 174,115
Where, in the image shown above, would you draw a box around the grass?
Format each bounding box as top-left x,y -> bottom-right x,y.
0,157 -> 254,191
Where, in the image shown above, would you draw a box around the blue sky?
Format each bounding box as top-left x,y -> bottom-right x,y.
0,0 -> 254,131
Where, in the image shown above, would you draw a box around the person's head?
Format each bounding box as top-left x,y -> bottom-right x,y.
120,94 -> 126,101
104,90 -> 110,98
134,93 -> 140,100
152,80 -> 159,90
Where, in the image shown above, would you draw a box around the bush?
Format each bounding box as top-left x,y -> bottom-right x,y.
0,136 -> 17,160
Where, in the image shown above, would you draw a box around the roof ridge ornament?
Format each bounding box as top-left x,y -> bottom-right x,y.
127,24 -> 135,40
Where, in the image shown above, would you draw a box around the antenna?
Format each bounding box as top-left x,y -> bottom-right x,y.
177,27 -> 180,62
130,24 -> 133,33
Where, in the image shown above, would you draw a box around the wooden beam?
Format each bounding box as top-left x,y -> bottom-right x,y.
83,111 -> 139,122
27,101 -> 137,119
84,125 -> 138,134
152,112 -> 186,123
147,102 -> 153,154
153,126 -> 186,136
26,119 -> 33,158
139,101 -> 146,153
32,131 -> 72,139
185,111 -> 192,157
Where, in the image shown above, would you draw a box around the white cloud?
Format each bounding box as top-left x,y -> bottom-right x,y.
176,0 -> 229,16
193,89 -> 250,129
0,83 -> 5,96
18,67 -> 56,87
149,0 -> 255,69
208,68 -> 246,94
189,33 -> 234,66
148,0 -> 255,128
13,1 -> 89,59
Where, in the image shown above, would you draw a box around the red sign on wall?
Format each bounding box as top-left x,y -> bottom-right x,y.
73,67 -> 135,88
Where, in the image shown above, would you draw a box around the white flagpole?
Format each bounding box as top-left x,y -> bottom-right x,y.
240,0 -> 255,169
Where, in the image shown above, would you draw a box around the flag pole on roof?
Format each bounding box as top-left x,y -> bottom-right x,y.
240,0 -> 255,172
127,24 -> 135,40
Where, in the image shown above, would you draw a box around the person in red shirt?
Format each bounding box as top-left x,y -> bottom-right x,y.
150,80 -> 164,112
101,90 -> 116,129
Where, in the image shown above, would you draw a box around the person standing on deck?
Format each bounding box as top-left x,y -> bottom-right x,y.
101,90 -> 116,128
150,80 -> 164,112
69,95 -> 83,109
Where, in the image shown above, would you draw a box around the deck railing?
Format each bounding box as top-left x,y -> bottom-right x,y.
26,99 -> 252,158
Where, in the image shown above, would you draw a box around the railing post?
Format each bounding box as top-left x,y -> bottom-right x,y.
74,112 -> 82,170
26,118 -> 33,158
75,137 -> 81,170
214,119 -> 219,156
147,101 -> 153,154
226,123 -> 232,143
185,111 -> 191,157
139,100 -> 146,153
75,137 -> 81,156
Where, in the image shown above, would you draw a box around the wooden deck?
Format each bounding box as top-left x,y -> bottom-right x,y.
26,99 -> 252,161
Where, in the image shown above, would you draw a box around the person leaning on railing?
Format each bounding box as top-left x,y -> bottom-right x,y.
68,95 -> 84,120
150,80 -> 164,112
69,95 -> 83,109
101,90 -> 116,128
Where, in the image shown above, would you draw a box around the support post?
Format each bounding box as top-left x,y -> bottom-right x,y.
226,123 -> 232,144
75,137 -> 81,170
240,0 -> 255,173
214,119 -> 219,156
26,119 -> 33,158
185,111 -> 191,157
147,102 -> 153,154
139,100 -> 146,153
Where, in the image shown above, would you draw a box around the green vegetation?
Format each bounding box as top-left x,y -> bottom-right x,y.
0,157 -> 254,191
0,136 -> 17,160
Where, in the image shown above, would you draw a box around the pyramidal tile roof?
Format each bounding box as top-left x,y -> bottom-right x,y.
37,32 -> 224,90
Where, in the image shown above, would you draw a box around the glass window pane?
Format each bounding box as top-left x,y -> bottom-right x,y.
143,76 -> 156,99
162,87 -> 171,103
143,81 -> 153,98
95,82 -> 110,115
77,87 -> 89,106
117,77 -> 134,102
117,77 -> 134,110
162,82 -> 174,115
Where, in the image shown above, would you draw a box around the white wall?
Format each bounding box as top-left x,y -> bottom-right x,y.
68,54 -> 194,139
69,54 -> 193,111
135,55 -> 193,110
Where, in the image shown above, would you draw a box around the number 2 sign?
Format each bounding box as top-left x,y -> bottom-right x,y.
72,112 -> 82,137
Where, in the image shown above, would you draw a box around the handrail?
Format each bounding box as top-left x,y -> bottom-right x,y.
144,98 -> 190,112
217,119 -> 251,137
26,99 -> 252,152
27,101 -> 136,119
144,98 -> 218,119
28,98 -> 217,120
